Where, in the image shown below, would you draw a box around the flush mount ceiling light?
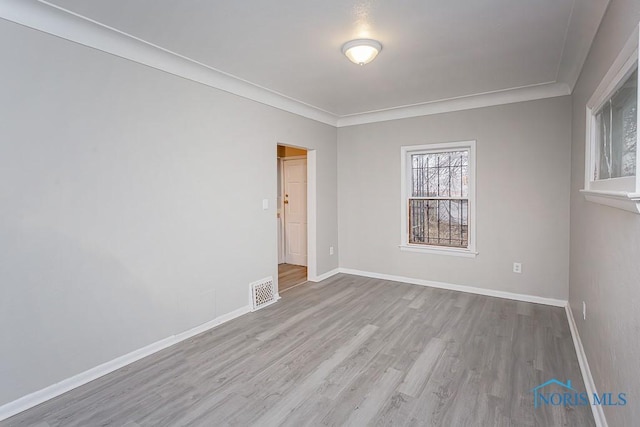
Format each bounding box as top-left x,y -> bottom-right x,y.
342,39 -> 382,65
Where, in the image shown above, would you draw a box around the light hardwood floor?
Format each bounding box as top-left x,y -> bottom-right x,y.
278,263 -> 307,292
5,274 -> 594,426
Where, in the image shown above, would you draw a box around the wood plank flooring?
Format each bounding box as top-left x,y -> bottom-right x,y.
278,263 -> 307,292
4,274 -> 594,426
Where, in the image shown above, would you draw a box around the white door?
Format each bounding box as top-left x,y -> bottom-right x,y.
284,159 -> 307,266
277,159 -> 285,264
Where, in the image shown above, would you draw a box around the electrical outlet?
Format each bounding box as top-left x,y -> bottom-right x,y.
513,262 -> 522,274
583,301 -> 586,320
329,246 -> 334,255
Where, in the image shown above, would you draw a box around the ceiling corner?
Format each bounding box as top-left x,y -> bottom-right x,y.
555,0 -> 611,92
0,0 -> 339,127
336,82 -> 571,128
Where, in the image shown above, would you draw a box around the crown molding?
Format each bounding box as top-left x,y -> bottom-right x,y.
0,0 -> 339,126
1,0 -> 579,129
336,82 -> 571,127
555,0 -> 610,92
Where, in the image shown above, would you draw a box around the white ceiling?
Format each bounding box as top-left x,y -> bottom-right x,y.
23,0 -> 609,122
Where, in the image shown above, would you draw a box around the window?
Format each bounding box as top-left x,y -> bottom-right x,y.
400,141 -> 477,257
594,69 -> 637,182
582,24 -> 640,213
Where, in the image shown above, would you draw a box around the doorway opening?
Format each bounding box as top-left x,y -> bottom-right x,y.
277,144 -> 308,292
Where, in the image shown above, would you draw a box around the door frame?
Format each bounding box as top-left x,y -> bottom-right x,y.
276,144 -> 318,281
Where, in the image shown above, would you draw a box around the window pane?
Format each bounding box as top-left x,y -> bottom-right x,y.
408,199 -> 468,248
595,68 -> 637,180
411,150 -> 469,197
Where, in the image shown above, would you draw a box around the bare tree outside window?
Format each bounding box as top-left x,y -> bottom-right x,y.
582,28 -> 639,213
594,68 -> 637,180
408,150 -> 469,248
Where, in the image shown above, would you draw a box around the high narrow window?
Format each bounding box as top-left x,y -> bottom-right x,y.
400,141 -> 477,257
582,24 -> 640,213
593,68 -> 637,181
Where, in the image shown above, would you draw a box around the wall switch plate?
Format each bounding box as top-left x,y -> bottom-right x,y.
583,301 -> 586,320
329,246 -> 334,255
262,199 -> 269,210
513,262 -> 522,274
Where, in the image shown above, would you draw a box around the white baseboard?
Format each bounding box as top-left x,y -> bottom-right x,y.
338,268 -> 568,307
565,304 -> 608,427
0,305 -> 251,422
0,269 -> 583,422
308,267 -> 340,283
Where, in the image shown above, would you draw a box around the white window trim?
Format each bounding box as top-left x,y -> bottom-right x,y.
399,140 -> 477,257
581,23 -> 640,214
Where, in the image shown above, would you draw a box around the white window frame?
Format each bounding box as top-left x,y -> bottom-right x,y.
400,140 -> 477,258
581,23 -> 640,214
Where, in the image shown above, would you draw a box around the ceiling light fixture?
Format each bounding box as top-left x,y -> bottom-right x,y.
342,39 -> 382,65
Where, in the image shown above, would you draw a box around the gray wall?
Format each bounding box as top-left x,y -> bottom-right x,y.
0,21 -> 338,405
338,97 -> 572,300
569,0 -> 640,425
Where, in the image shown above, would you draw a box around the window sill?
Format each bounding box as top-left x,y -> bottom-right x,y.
399,244 -> 478,258
580,189 -> 640,214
